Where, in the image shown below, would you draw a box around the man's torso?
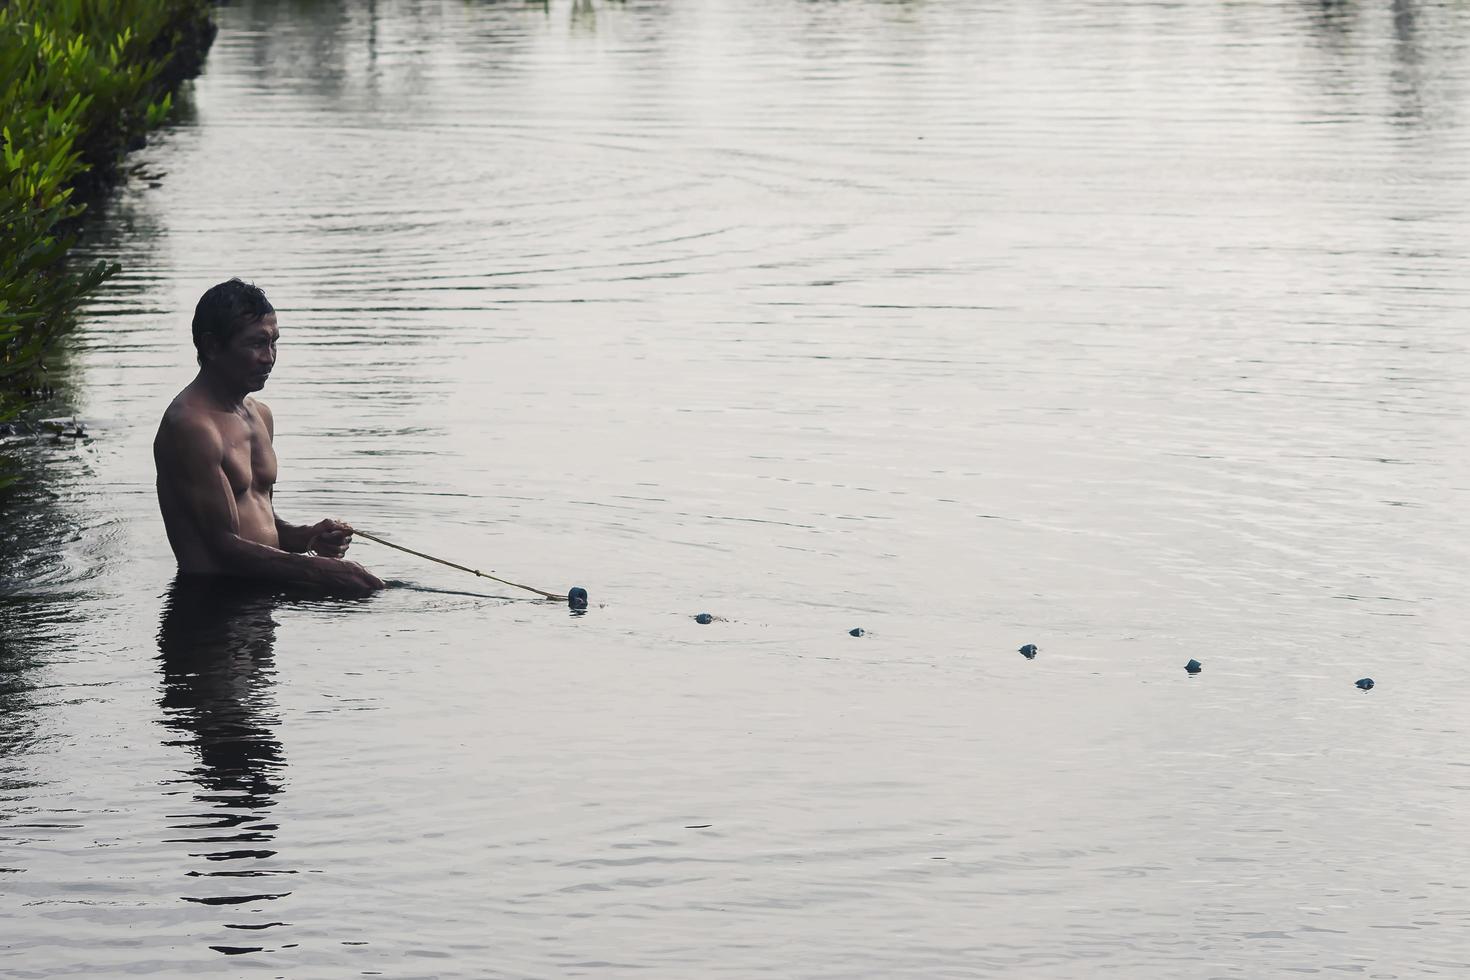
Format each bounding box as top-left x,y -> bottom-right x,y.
155,388 -> 279,572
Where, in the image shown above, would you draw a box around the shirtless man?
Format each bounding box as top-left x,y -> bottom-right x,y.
153,279 -> 384,596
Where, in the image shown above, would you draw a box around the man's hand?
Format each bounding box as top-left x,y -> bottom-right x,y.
305,519 -> 354,558
316,558 -> 385,596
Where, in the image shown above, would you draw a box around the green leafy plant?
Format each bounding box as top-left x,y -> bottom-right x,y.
0,0 -> 214,418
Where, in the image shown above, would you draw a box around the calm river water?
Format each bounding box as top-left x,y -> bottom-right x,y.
4,0 -> 1470,976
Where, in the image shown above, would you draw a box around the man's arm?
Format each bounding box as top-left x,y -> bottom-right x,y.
159,415 -> 382,595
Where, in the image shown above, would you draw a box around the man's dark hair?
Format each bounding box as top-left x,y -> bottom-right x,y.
192,279 -> 274,365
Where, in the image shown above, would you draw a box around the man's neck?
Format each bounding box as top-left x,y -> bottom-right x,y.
193,369 -> 251,413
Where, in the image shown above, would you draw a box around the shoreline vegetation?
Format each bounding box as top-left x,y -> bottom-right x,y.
0,0 -> 216,489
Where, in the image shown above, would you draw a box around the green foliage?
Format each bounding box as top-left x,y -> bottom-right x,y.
0,0 -> 214,406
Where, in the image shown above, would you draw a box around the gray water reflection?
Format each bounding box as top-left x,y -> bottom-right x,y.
4,0 -> 1470,975
157,580 -> 290,934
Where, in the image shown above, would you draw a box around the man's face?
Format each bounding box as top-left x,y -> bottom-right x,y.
207,313 -> 279,392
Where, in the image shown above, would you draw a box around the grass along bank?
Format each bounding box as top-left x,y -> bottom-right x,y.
0,0 -> 216,487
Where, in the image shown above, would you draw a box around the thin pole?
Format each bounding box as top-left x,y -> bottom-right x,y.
351,528 -> 565,601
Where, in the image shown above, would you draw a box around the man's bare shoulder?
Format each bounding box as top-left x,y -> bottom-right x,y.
247,396 -> 274,436
156,387 -> 226,458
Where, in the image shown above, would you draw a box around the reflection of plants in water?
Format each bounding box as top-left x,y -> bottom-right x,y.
0,595 -> 51,788
0,423 -> 17,492
0,575 -> 91,799
0,441 -> 81,585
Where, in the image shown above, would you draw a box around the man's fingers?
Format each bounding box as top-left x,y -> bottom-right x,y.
305,521 -> 356,559
341,561 -> 385,593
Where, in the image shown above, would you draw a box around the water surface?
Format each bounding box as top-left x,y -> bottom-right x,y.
4,1 -> 1470,976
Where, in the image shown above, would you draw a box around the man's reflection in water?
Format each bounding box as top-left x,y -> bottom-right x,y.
157,577 -> 294,945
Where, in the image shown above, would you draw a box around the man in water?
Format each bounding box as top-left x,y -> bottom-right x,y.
154,279 -> 384,595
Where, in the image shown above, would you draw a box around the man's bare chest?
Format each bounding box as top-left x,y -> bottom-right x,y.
218,414 -> 277,497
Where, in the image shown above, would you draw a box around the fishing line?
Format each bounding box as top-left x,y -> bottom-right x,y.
384,581 -> 526,602
351,528 -> 578,604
